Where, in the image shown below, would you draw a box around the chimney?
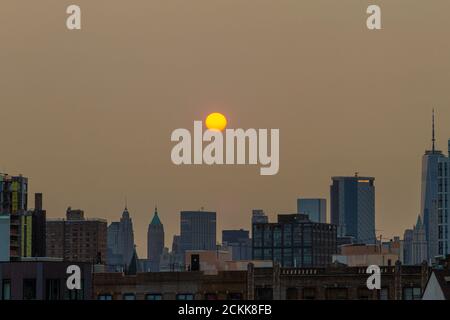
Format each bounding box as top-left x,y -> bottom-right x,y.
35,193 -> 43,211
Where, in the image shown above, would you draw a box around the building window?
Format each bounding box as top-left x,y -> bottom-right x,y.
325,288 -> 348,300
357,287 -> 371,300
145,294 -> 162,300
286,287 -> 298,300
46,279 -> 61,300
403,287 -> 421,300
379,288 -> 389,300
227,293 -> 242,300
23,279 -> 37,300
205,293 -> 218,300
123,293 -> 136,300
2,280 -> 11,300
302,288 -> 315,300
98,294 -> 113,300
255,288 -> 273,300
176,294 -> 194,300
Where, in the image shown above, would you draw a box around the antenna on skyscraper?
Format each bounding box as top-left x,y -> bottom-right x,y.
432,108 -> 436,152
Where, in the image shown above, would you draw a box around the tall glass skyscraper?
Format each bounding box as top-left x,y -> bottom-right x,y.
180,210 -> 216,252
420,111 -> 449,261
330,175 -> 376,244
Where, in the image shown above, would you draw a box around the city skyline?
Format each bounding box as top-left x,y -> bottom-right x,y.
2,129 -> 450,258
1,1 -> 450,259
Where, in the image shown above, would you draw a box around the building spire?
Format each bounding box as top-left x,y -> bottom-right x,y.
432,109 -> 436,152
125,195 -> 128,210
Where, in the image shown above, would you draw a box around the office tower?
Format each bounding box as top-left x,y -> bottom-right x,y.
107,222 -> 122,271
252,209 -> 268,224
420,111 -> 450,261
412,216 -> 428,264
180,210 -> 216,253
222,229 -> 251,260
118,206 -> 135,266
403,229 -> 413,265
297,198 -> 326,223
252,213 -> 337,267
147,207 -> 164,271
330,174 -> 376,244
0,215 -> 10,261
46,207 -> 107,263
107,206 -> 135,271
0,174 -> 28,260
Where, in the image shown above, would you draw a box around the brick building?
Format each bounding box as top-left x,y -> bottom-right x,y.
46,207 -> 107,264
93,260 -> 429,300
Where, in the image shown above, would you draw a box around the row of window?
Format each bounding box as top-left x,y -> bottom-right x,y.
1,279 -> 84,300
98,293 -> 243,300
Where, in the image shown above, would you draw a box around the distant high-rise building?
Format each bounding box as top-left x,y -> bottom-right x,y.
107,206 -> 135,271
419,111 -> 450,261
252,213 -> 337,267
118,207 -> 135,266
0,174 -> 28,260
330,175 -> 376,244
107,222 -> 122,271
297,198 -> 326,223
180,210 -> 216,253
222,229 -> 251,261
170,234 -> 184,269
252,209 -> 268,225
412,216 -> 428,264
147,207 -> 164,271
46,207 -> 107,263
403,229 -> 414,265
403,216 -> 428,265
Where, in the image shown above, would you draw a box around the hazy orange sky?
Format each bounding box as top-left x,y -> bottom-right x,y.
1,1 -> 450,257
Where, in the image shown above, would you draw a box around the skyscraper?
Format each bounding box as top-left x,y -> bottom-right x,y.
107,206 -> 135,271
147,207 -> 164,271
180,210 -> 216,253
297,198 -> 326,223
330,174 -> 376,244
420,111 -> 450,261
403,216 -> 428,265
118,206 -> 135,266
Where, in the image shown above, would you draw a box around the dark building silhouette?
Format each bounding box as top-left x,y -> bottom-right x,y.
252,213 -> 337,267
330,175 -> 376,244
180,210 -> 216,253
31,193 -> 46,257
222,229 -> 251,261
147,207 -> 164,271
107,206 -> 135,271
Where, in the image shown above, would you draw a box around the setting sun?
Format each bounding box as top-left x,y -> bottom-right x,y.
205,112 -> 227,131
